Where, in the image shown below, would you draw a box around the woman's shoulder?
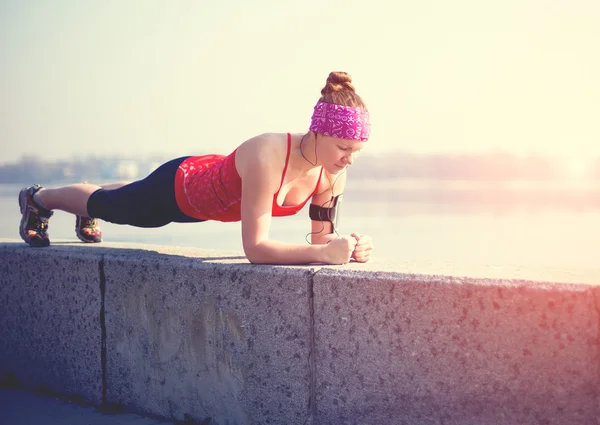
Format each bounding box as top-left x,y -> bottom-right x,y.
235,133 -> 288,176
239,132 -> 286,149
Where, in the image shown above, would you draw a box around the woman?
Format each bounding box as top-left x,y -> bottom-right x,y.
18,72 -> 373,265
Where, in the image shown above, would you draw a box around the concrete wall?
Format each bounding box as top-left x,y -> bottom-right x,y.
1,240 -> 599,425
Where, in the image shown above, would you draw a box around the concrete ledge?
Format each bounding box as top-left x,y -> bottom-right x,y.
103,255 -> 312,424
1,239 -> 599,425
0,247 -> 103,404
314,270 -> 600,425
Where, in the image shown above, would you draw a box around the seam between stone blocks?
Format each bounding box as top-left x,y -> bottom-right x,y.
99,255 -> 107,405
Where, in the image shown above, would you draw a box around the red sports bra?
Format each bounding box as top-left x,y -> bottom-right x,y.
174,134 -> 323,222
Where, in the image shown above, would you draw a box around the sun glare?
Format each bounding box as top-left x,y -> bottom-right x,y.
565,158 -> 588,180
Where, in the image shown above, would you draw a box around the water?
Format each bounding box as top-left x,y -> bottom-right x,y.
2,181 -> 599,271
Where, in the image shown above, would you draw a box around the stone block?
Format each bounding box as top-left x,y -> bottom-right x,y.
104,254 -> 312,425
313,269 -> 600,425
0,246 -> 103,404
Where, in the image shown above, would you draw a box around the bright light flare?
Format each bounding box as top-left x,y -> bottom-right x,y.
564,157 -> 588,180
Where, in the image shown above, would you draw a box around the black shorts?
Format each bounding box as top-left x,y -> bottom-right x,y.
87,156 -> 205,228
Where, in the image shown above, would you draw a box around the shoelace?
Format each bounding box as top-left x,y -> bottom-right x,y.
28,212 -> 49,235
38,216 -> 49,232
80,217 -> 98,230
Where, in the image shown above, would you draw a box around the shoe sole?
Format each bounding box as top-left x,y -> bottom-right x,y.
18,187 -> 49,247
75,229 -> 102,243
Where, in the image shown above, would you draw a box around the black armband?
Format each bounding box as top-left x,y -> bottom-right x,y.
309,194 -> 343,229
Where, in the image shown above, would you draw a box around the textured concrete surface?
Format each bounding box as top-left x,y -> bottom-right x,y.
1,239 -> 599,425
0,245 -> 103,405
313,269 -> 600,425
0,389 -> 173,425
103,255 -> 313,425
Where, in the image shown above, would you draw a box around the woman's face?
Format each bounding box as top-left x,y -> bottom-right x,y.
316,135 -> 366,174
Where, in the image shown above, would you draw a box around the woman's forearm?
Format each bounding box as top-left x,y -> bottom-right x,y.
244,239 -> 328,265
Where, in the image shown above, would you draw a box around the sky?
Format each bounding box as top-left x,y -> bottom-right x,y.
1,0 -> 599,164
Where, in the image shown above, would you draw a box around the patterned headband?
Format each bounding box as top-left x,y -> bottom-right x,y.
309,101 -> 371,141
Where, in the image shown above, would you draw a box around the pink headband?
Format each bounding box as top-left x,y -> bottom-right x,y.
309,101 -> 371,141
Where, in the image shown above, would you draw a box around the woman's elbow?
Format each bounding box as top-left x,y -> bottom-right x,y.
243,243 -> 267,264
246,254 -> 264,264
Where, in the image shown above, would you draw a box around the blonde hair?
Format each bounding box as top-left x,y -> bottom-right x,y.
319,71 -> 367,109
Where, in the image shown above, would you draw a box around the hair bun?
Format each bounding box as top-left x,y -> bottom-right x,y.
321,71 -> 356,96
317,71 -> 366,109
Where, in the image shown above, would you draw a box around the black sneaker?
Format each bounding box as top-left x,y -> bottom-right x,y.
18,185 -> 53,247
75,215 -> 102,243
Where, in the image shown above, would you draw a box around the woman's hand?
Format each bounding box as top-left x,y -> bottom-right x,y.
323,236 -> 358,265
350,233 -> 373,263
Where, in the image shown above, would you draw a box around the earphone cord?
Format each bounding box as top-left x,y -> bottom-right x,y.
305,166 -> 346,244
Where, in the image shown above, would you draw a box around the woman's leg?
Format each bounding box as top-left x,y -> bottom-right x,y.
36,181 -> 131,217
74,182 -> 129,243
36,183 -> 101,217
87,157 -> 194,228
19,158 -> 193,247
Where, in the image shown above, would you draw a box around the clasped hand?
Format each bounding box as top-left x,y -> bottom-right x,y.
324,233 -> 373,264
